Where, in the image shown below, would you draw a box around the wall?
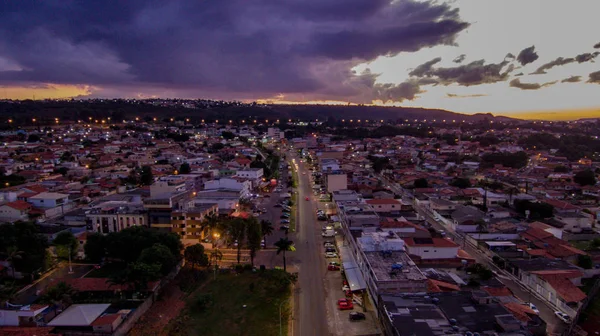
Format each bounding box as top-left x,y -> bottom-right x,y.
405,246 -> 458,260
326,174 -> 347,193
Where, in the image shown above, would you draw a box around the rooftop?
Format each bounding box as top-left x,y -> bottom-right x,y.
364,250 -> 426,283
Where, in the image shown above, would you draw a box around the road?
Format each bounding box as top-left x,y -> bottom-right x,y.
12,263 -> 94,305
292,155 -> 330,336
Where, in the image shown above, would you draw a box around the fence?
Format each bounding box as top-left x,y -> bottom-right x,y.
112,297 -> 153,336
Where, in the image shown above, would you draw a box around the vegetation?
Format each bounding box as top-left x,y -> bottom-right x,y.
578,255 -> 593,269
481,151 -> 528,169
367,155 -> 391,173
574,170 -> 597,186
274,238 -> 294,272
449,177 -> 471,189
514,200 -> 554,219
260,220 -> 274,247
166,270 -> 293,336
0,221 -> 49,277
0,174 -> 26,188
53,231 -> 78,260
246,219 -> 262,267
179,162 -> 191,174
413,178 -> 429,189
184,244 -> 209,269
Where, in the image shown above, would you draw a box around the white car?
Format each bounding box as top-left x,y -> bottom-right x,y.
342,285 -> 350,291
524,303 -> 539,314
325,252 -> 338,258
324,243 -> 335,248
554,311 -> 571,323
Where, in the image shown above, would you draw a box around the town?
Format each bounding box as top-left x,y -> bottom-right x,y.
1,108 -> 600,336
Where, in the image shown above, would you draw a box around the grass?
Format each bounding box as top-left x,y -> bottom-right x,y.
165,269 -> 293,336
84,262 -> 127,278
572,241 -> 592,251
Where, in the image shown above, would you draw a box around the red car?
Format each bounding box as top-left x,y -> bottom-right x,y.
305,197 -> 309,201
337,299 -> 354,310
328,264 -> 340,271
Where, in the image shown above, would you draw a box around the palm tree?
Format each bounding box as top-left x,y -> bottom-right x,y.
200,214 -> 220,241
260,220 -> 274,247
506,187 -> 519,206
247,219 -> 262,267
41,281 -> 77,308
209,249 -> 223,267
5,246 -> 24,279
274,237 -> 294,272
228,218 -> 247,264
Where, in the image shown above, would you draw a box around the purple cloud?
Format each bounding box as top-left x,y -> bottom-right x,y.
0,0 -> 469,102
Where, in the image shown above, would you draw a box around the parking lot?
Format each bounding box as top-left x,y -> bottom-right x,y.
253,163 -> 292,248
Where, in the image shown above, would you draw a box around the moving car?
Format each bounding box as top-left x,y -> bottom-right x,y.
305,197 -> 310,201
327,264 -> 340,271
554,311 -> 571,323
349,312 -> 366,321
325,252 -> 338,258
337,299 -> 353,310
524,302 -> 539,314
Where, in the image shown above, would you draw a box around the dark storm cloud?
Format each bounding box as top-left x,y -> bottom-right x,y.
588,71 -> 600,84
509,78 -> 556,90
505,53 -> 516,60
561,76 -> 581,83
0,0 -> 469,102
516,46 -> 539,66
411,59 -> 516,86
594,42 -> 600,49
531,52 -> 600,75
453,54 -> 466,63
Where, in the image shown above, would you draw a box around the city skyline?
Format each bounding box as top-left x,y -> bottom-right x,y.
1,0 -> 599,119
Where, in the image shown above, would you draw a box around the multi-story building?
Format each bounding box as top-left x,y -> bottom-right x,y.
267,127 -> 285,140
171,204 -> 218,242
86,202 -> 147,234
143,190 -> 194,232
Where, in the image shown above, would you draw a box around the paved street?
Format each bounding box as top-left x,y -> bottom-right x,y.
291,155 -> 330,336
12,263 -> 94,305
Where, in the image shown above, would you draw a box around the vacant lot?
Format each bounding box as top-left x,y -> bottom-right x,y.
165,269 -> 292,336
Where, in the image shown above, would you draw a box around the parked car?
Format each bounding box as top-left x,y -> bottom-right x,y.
337,299 -> 353,310
324,243 -> 335,248
342,284 -> 350,291
327,264 -> 340,271
280,214 -> 290,219
280,219 -> 290,224
554,311 -> 571,323
525,302 -> 539,314
279,225 -> 290,231
329,261 -> 340,267
325,247 -> 336,253
325,252 -> 338,258
274,204 -> 282,208
349,312 -> 366,321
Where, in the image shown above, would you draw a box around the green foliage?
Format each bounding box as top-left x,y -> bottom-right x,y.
274,237 -> 294,272
574,170 -> 597,186
221,131 -> 235,140
0,174 -> 26,188
41,282 -> 77,305
449,177 -> 471,189
553,165 -> 569,173
367,155 -> 390,173
104,226 -> 182,264
27,134 -> 41,143
110,262 -> 161,292
578,255 -> 593,269
179,162 -> 191,174
138,243 -> 177,276
194,293 -> 213,312
481,151 -> 528,169
53,231 -> 78,260
55,167 -> 69,176
247,219 -> 262,267
84,233 -> 106,263
0,222 -> 49,274
140,165 -> 154,185
519,133 -> 600,161
184,244 -> 209,269
514,199 -> 554,219
413,178 -> 429,189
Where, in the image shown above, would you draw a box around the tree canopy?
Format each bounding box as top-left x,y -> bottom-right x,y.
574,170 -> 597,186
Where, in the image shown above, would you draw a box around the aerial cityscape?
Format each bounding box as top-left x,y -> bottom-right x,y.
1,1 -> 600,336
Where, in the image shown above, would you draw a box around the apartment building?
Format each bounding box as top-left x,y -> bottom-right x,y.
87,202 -> 147,234
171,204 -> 218,242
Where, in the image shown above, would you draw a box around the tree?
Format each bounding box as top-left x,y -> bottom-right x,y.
553,165 -> 569,173
53,231 -> 78,260
55,167 -> 69,176
274,237 -> 294,272
574,170 -> 596,186
221,131 -> 235,140
138,243 -> 177,276
506,187 -> 519,205
475,220 -> 487,243
246,219 -> 262,267
414,178 -> 428,189
260,220 -> 274,247
84,233 -> 106,263
184,244 -> 209,269
2,222 -> 49,274
227,218 -> 247,264
110,262 -> 161,292
5,246 -> 23,279
41,282 -> 77,307
140,165 -> 154,185
577,255 -> 593,269
27,134 -> 41,143
210,249 -> 223,267
105,226 -> 182,264
200,214 -> 220,241
179,162 -> 191,174
450,177 -> 471,189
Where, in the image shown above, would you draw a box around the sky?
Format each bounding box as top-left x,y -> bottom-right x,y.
0,0 -> 599,119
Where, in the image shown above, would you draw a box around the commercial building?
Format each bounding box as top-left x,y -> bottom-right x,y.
325,172 -> 347,193
87,202 -> 147,234
171,204 -> 218,241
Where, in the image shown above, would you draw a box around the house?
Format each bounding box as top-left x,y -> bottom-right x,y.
0,304 -> 49,326
28,192 -> 69,209
403,237 -> 460,261
0,200 -> 32,222
365,199 -> 402,213
450,205 -> 486,232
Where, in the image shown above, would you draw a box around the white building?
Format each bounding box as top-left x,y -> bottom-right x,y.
267,128 -> 285,140
29,192 -> 70,208
204,178 -> 251,198
403,237 -> 460,260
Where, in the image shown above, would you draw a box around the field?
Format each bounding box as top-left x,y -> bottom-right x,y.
165,269 -> 293,336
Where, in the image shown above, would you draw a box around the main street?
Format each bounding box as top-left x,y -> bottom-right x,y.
291,154 -> 330,336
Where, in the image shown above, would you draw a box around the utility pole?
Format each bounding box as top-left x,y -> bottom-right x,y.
68,246 -> 73,274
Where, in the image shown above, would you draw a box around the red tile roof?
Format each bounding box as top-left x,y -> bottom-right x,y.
503,303 -> 536,322
91,314 -> 121,326
536,274 -> 586,303
4,200 -> 32,211
544,199 -> 580,211
482,286 -> 513,297
427,279 -> 460,293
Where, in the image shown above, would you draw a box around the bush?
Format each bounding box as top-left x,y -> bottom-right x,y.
194,293 -> 213,312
